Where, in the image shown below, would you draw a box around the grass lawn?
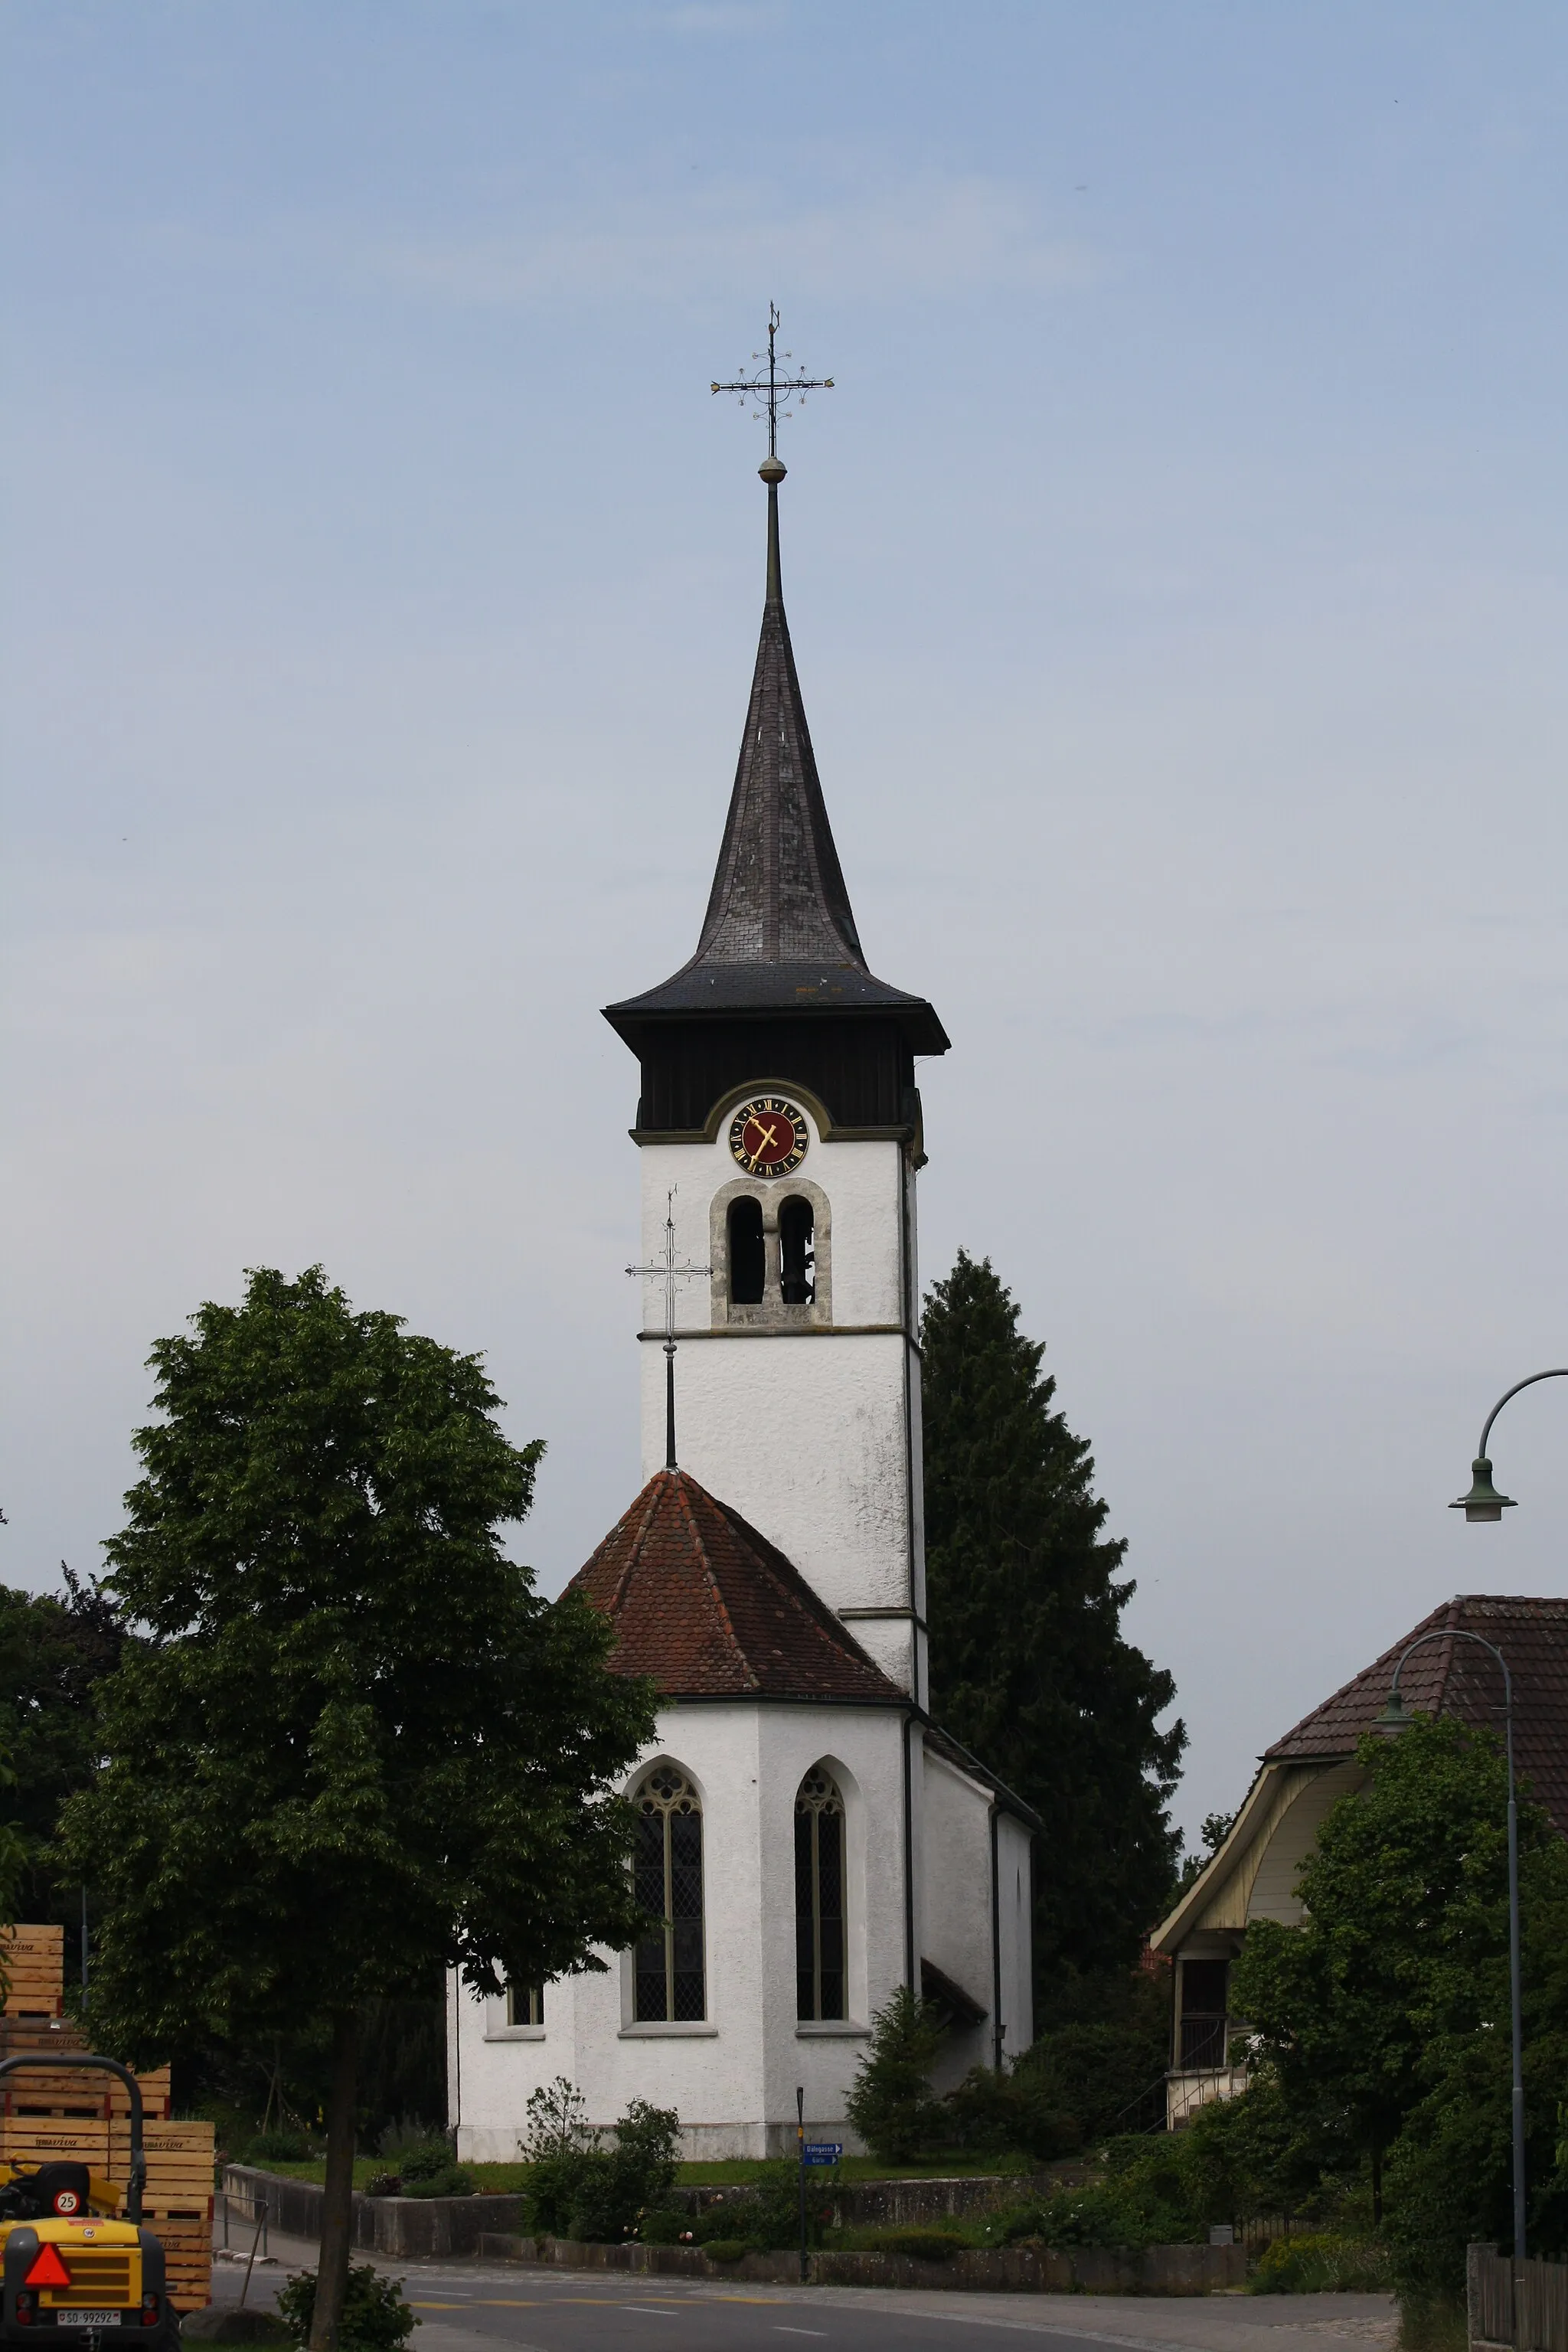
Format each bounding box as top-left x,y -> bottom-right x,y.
233,2152 -> 1042,2193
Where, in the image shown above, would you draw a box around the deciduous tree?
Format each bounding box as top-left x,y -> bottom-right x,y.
57,1268 -> 655,2351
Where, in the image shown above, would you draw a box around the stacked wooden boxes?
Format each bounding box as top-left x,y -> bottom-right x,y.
0,1929 -> 212,2311
1,1926 -> 64,2017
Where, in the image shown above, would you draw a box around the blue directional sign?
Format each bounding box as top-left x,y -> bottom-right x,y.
802,2143 -> 841,2165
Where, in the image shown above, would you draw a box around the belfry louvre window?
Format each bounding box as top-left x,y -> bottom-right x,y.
795,1766 -> 846,2020
633,1765 -> 705,2022
779,1197 -> 815,1305
727,1197 -> 765,1305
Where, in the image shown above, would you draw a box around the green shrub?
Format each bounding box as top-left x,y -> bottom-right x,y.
857,2226 -> 965,2262
528,2098 -> 680,2243
276,2266 -> 416,2352
702,2239 -> 748,2264
397,2140 -> 459,2185
688,2163 -> 834,2252
243,2129 -> 318,2164
844,1987 -> 948,2163
631,2207 -> 684,2244
942,2063 -> 1079,2161
1250,2234 -> 1392,2294
400,2164 -> 472,2198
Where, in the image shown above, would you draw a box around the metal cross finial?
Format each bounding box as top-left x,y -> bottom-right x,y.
711,304 -> 834,458
626,1190 -> 712,1472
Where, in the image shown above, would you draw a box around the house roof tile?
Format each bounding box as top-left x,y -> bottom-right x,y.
1265,1593 -> 1568,1831
567,1468 -> 906,1705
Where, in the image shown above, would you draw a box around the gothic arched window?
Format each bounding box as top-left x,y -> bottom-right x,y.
727,1197 -> 766,1305
779,1197 -> 815,1305
795,1766 -> 846,2020
632,1764 -> 705,2022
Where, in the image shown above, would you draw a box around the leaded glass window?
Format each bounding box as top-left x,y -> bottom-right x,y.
505,1983 -> 544,2027
632,1764 -> 705,2022
795,1766 -> 846,2021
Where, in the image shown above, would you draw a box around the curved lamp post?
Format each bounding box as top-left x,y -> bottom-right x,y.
1451,1368 -> 1568,1521
1377,1630 -> 1524,2260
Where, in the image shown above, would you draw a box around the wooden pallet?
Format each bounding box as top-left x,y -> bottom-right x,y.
0,2018 -> 87,2058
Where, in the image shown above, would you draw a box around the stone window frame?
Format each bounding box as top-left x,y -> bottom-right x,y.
709,1175 -> 832,1329
795,1763 -> 848,2023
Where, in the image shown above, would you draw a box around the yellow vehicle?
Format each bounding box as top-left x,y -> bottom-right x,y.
0,2059 -> 176,2352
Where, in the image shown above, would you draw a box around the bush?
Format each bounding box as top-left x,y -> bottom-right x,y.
687,2163 -> 834,2254
845,1987 -> 948,2163
942,2063 -> 1079,2161
400,2164 -> 473,2198
631,2207 -> 684,2244
243,2129 -> 318,2164
518,2079 -> 594,2163
276,2266 -> 416,2352
702,2240 -> 747,2264
1250,2234 -> 1392,2294
854,2226 -> 965,2261
364,2171 -> 402,2198
528,2096 -> 679,2244
396,2140 -> 458,2184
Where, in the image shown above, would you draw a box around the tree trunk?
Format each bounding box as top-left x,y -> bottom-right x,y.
309,2013 -> 359,2352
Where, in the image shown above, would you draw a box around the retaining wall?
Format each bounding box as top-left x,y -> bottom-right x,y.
479,2233 -> 1248,2297
221,2167 -> 525,2260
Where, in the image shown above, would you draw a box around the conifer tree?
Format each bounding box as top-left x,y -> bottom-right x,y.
921,1251 -> 1184,2005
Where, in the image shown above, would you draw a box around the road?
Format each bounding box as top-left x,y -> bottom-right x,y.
208,2226 -> 1396,2352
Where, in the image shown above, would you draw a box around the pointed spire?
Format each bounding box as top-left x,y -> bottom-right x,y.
691,455 -> 866,971
604,451 -> 948,1055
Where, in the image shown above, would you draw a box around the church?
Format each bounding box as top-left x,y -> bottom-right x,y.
451,423 -> 1036,2162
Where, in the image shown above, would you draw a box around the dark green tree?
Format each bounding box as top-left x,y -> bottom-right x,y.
56,1267 -> 655,2352
920,1252 -> 1184,2001
1233,1713 -> 1568,2284
0,1567 -> 132,1930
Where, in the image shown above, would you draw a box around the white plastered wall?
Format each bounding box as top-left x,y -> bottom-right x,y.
919,1745 -> 997,2091
635,1106 -> 923,1697
451,1700 -> 910,2163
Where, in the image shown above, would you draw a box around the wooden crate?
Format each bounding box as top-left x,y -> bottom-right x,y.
109,2119 -> 215,2210
0,1929 -> 64,2019
0,2118 -> 111,2166
3,2063 -> 172,2120
0,2018 -> 87,2059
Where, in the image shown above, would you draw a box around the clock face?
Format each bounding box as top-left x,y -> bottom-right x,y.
728,1096 -> 809,1177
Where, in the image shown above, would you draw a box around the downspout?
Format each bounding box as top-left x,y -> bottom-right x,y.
989,1800 -> 1003,2073
902,1713 -> 916,1991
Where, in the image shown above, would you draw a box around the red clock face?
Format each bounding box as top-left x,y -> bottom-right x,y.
728,1096 -> 809,1176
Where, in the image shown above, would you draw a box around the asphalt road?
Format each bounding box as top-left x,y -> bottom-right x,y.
209,2227 -> 1397,2352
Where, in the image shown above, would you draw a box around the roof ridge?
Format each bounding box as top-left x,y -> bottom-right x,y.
609,1476 -> 667,1615
675,1475 -> 760,1693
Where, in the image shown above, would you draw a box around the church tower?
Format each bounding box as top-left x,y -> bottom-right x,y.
603,450 -> 949,1702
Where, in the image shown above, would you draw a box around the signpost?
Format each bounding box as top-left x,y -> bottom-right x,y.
802,2144 -> 841,2165
795,2088 -> 807,2282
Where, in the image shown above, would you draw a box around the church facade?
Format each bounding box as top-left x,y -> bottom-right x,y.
451,448 -> 1035,2161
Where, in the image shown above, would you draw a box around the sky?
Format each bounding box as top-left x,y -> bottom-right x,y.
3,2 -> 1566,1851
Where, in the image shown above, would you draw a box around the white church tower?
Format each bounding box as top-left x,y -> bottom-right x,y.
452,394 -> 1034,2162
602,446 -> 943,1707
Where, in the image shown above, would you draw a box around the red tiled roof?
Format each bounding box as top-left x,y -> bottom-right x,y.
567,1468 -> 906,1705
1266,1595 -> 1568,1832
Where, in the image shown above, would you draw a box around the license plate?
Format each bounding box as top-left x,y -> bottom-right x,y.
53,2311 -> 124,2325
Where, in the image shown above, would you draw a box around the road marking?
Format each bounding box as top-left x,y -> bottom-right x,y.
620,2307 -> 681,2317
775,2331 -> 826,2338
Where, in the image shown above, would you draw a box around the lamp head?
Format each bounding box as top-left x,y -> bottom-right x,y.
1450,1457 -> 1517,1524
1374,1688 -> 1413,1739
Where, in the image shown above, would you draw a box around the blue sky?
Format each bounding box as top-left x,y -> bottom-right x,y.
4,2 -> 1566,1844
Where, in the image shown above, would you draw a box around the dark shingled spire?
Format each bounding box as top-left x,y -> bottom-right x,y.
604,457 -> 947,1054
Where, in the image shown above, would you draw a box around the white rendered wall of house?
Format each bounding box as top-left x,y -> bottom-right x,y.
996,1811 -> 1035,2063
635,1113 -> 923,1696
450,1700 -> 912,2164
919,1747 -> 996,2092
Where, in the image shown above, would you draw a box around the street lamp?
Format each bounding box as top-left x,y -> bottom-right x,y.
1377,1629 -> 1525,2261
1451,1369 -> 1568,1523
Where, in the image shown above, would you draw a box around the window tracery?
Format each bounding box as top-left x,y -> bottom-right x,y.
795,1766 -> 846,2020
632,1764 -> 705,2023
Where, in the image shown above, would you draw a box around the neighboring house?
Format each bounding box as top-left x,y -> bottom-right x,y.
449,449 -> 1036,2162
1150,1594 -> 1568,2129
